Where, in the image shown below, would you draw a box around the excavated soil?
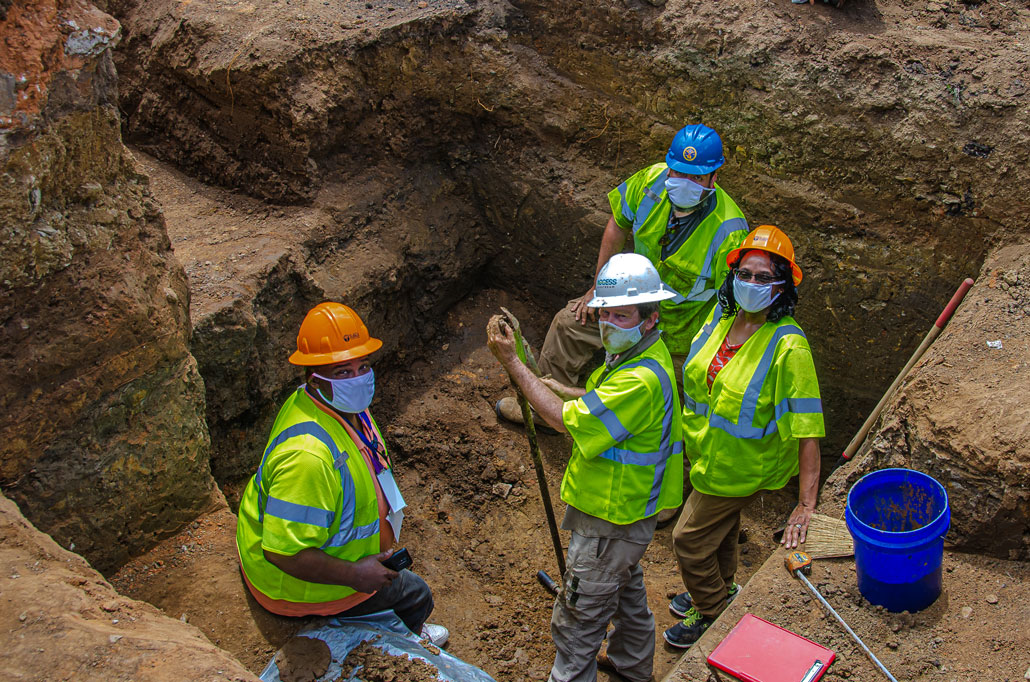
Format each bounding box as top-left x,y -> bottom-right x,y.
668,550 -> 1030,682
342,641 -> 441,682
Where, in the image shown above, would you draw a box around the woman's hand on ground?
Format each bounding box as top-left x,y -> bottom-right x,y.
781,502 -> 815,549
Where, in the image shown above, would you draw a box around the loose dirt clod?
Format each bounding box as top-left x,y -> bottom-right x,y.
342,641 -> 440,682
276,636 -> 332,682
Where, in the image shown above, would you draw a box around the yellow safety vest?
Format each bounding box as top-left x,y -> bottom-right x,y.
682,306 -> 825,497
609,163 -> 749,355
236,388 -> 383,603
561,336 -> 684,523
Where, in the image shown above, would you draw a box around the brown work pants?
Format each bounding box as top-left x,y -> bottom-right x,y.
671,490 -> 758,618
538,299 -> 687,391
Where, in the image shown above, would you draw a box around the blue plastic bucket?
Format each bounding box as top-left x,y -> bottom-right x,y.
845,468 -> 950,612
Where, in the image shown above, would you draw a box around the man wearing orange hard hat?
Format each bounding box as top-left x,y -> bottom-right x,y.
236,302 -> 448,646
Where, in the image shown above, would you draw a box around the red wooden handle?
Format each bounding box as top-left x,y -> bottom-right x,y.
935,278 -> 974,329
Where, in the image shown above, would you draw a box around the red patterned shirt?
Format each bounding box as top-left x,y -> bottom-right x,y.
707,337 -> 743,389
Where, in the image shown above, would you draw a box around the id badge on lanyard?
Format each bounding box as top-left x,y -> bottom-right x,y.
377,468 -> 406,540
357,413 -> 407,538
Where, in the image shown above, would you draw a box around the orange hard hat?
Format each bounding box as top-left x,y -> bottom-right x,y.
727,225 -> 803,285
288,302 -> 383,366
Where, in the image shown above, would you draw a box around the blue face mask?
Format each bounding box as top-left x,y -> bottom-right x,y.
598,319 -> 646,354
664,176 -> 711,210
314,369 -> 376,413
733,278 -> 783,313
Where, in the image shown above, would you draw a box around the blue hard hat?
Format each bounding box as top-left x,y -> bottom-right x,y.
665,124 -> 725,175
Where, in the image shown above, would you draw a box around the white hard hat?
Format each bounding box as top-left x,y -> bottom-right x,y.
587,253 -> 679,308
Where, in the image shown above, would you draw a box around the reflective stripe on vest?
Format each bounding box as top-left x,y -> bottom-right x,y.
678,216 -> 749,303
631,171 -> 669,236
683,322 -> 823,439
254,420 -> 378,546
591,357 -> 679,516
615,181 -> 636,225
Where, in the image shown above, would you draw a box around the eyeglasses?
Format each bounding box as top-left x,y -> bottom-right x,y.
734,269 -> 784,285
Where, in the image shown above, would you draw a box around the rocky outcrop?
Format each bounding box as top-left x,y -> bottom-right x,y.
822,243 -> 1030,560
0,0 -> 216,573
0,490 -> 257,681
104,0 -> 1030,474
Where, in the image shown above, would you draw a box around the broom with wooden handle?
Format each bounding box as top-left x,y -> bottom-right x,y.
775,513 -> 854,558
801,513 -> 854,559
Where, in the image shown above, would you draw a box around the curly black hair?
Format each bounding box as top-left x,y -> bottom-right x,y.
717,250 -> 798,323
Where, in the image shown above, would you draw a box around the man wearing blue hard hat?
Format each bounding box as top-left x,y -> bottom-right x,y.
497,124 -> 749,434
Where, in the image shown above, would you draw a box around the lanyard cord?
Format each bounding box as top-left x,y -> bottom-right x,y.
353,412 -> 389,473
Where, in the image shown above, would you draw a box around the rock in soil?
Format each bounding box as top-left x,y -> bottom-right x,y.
275,636 -> 331,682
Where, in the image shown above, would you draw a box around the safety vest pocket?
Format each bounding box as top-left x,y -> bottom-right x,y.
709,383 -> 745,424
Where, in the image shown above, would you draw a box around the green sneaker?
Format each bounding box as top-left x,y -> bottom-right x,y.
669,582 -> 740,618
663,607 -> 714,649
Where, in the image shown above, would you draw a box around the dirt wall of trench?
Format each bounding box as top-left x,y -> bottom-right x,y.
0,0 -> 218,573
102,0 -> 1029,485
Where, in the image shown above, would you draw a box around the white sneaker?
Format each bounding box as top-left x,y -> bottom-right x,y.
421,623 -> 449,647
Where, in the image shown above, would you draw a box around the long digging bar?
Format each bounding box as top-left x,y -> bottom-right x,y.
498,309 -> 567,579
786,552 -> 898,682
836,277 -> 974,469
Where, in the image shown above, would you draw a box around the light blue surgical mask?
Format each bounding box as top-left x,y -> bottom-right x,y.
664,176 -> 711,210
598,319 -> 646,354
733,278 -> 783,313
314,369 -> 376,413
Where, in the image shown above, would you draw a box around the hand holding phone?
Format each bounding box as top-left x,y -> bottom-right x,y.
381,547 -> 412,572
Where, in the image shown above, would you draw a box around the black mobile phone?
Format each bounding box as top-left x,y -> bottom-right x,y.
381,547 -> 412,572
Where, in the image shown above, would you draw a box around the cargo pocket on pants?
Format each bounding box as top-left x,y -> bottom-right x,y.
560,574 -> 620,624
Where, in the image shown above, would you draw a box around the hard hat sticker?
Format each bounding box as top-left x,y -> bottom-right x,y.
683,146 -> 698,162
753,235 -> 769,245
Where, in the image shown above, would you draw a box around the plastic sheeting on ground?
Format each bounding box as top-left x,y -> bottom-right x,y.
259,610 -> 496,682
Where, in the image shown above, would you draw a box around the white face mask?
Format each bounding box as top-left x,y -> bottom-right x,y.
664,176 -> 712,210
733,279 -> 784,313
314,369 -> 376,413
598,319 -> 646,354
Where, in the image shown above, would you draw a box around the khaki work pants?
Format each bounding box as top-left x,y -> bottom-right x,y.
538,299 -> 687,391
671,490 -> 758,618
548,532 -> 654,682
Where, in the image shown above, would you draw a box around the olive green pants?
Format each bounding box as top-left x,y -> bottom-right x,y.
671,490 -> 758,618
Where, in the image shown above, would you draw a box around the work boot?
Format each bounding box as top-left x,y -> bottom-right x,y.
494,397 -> 558,435
669,582 -> 740,618
421,623 -> 449,647
663,607 -> 714,649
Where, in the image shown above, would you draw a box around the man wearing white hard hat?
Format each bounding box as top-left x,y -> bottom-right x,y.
487,253 -> 684,682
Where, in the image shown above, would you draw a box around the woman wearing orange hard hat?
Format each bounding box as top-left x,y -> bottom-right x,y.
664,226 -> 825,649
236,302 -> 449,647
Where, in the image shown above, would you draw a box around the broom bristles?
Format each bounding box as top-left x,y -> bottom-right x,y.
801,513 -> 854,559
